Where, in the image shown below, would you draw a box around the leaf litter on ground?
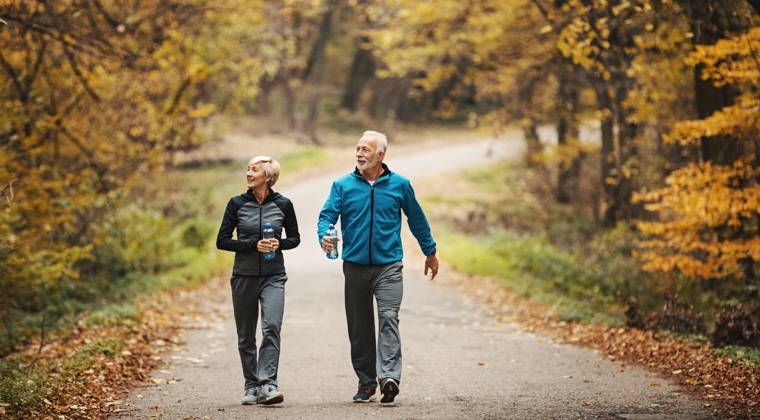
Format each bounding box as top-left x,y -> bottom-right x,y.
439,267 -> 759,419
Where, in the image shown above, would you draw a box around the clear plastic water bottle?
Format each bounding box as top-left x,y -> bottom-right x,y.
263,222 -> 275,259
326,224 -> 339,260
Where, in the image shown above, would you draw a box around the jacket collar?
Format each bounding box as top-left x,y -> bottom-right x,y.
243,188 -> 278,203
354,163 -> 391,180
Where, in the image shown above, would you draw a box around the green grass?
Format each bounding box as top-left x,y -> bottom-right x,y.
278,145 -> 329,172
426,158 -> 631,325
715,345 -> 760,373
437,228 -> 623,324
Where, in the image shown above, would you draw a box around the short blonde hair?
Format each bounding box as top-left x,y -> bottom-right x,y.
249,155 -> 281,187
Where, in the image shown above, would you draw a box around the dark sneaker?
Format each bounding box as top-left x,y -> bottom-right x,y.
352,387 -> 377,403
258,384 -> 284,405
380,378 -> 399,404
241,387 -> 259,405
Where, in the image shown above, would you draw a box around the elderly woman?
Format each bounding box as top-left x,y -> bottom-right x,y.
216,155 -> 300,405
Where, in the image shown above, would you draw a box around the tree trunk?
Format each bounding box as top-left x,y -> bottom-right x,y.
301,4 -> 335,144
256,78 -> 273,116
694,67 -> 737,165
523,121 -> 542,168
283,81 -> 298,131
613,80 -> 640,222
340,36 -> 375,111
687,0 -> 741,165
556,71 -> 581,204
517,78 -> 543,168
593,82 -> 618,228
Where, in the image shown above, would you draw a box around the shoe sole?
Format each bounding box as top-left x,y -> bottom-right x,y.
352,395 -> 377,403
241,392 -> 258,405
380,379 -> 399,404
260,394 -> 284,405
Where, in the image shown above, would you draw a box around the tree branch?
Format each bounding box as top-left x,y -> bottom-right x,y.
25,38 -> 48,95
61,41 -> 101,102
0,50 -> 25,101
90,0 -> 119,28
0,179 -> 19,206
166,77 -> 191,114
56,124 -> 109,194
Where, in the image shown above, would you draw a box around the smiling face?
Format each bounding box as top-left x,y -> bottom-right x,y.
246,161 -> 271,191
356,136 -> 384,173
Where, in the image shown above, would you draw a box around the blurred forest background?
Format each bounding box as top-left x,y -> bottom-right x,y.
2,0 -> 760,373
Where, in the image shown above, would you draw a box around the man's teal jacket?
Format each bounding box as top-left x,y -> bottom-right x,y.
318,163 -> 436,266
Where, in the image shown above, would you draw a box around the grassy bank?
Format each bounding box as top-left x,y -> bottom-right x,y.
422,157 -> 639,324
421,155 -> 760,364
420,156 -> 760,417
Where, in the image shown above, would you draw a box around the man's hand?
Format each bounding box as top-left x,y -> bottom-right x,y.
321,236 -> 340,253
424,254 -> 439,280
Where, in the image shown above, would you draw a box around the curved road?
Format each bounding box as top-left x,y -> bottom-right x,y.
111,138 -> 713,419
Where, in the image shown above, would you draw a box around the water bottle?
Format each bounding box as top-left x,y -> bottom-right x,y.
326,224 -> 339,260
263,223 -> 275,259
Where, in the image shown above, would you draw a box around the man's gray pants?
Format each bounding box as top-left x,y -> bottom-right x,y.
230,274 -> 287,391
343,260 -> 404,390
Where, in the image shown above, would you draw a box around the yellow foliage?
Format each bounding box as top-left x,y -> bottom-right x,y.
365,0 -> 547,97
634,154 -> 760,278
633,24 -> 760,282
0,0 -> 276,340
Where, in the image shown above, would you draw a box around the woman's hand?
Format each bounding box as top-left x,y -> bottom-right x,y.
258,238 -> 279,253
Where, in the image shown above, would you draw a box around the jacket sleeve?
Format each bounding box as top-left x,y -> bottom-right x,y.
279,199 -> 301,251
401,181 -> 437,256
317,180 -> 342,245
216,198 -> 256,253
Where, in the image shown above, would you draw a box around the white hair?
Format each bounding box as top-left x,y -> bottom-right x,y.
363,130 -> 387,152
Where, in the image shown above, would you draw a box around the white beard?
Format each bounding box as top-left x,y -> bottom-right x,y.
357,153 -> 379,172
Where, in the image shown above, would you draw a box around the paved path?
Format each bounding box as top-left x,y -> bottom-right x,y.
112,138 -> 713,419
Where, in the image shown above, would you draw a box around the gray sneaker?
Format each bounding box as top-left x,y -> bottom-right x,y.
258,384 -> 284,405
241,387 -> 259,405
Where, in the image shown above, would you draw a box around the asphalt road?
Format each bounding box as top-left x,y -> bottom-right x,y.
111,138 -> 714,419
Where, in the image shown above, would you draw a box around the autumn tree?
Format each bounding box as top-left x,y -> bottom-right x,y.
676,0 -> 759,165
634,24 -> 760,318
363,0 -> 560,151
0,0 -> 269,353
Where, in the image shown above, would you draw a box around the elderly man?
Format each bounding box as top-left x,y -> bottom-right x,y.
318,130 -> 439,404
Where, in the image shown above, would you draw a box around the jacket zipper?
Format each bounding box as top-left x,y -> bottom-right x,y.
259,204 -> 264,273
369,185 -> 375,265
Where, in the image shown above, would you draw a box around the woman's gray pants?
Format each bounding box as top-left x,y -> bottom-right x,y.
230,274 -> 287,391
343,260 -> 404,390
